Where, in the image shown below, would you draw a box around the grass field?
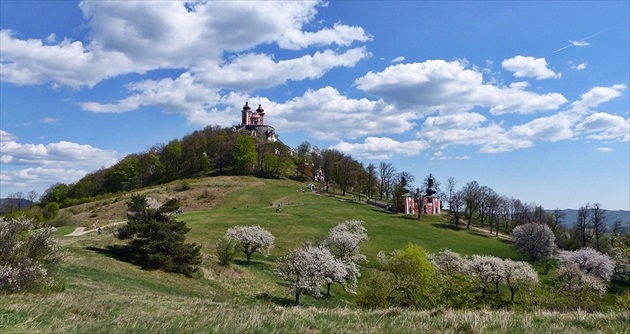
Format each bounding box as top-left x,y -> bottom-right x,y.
1,176 -> 628,333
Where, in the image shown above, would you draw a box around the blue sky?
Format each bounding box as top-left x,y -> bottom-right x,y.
1,1 -> 628,210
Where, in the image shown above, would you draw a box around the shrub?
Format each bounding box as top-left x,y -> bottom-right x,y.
356,269 -> 394,309
178,180 -> 192,192
616,290 -> 630,311
432,274 -> 480,309
371,243 -> 438,309
0,217 -> 63,292
215,236 -> 238,266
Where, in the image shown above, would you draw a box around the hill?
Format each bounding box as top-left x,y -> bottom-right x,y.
553,209 -> 630,232
1,176 -> 628,333
0,198 -> 33,214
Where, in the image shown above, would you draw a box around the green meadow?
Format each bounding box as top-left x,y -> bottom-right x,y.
1,176 -> 628,333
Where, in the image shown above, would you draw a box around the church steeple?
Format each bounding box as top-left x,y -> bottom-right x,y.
241,101 -> 251,125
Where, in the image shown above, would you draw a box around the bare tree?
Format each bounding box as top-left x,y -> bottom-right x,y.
14,192 -> 25,211
378,162 -> 396,201
550,208 -> 566,234
365,163 -> 378,200
477,186 -> 494,228
575,204 -> 592,248
611,220 -> 623,248
4,193 -> 18,214
590,203 -> 607,252
486,192 -> 502,236
26,190 -> 39,205
462,181 -> 482,229
445,177 -> 456,211
450,191 -> 465,228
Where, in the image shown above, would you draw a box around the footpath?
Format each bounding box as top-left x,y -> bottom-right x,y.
65,221 -> 125,237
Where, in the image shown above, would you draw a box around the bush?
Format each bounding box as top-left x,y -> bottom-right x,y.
0,217 -> 63,292
433,274 -> 480,309
616,290 -> 630,311
215,236 -> 238,266
361,243 -> 438,309
178,180 -> 192,192
356,269 -> 394,309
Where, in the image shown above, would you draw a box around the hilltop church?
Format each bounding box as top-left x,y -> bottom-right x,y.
235,101 -> 277,142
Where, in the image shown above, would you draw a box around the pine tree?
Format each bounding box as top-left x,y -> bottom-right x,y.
116,194 -> 201,276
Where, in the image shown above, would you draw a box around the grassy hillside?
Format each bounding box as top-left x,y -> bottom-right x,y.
1,176 -> 628,333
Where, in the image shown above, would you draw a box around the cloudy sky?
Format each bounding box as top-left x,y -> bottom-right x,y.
1,1 -> 628,210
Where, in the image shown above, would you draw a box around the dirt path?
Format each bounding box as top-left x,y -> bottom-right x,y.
468,225 -> 513,241
65,221 -> 125,237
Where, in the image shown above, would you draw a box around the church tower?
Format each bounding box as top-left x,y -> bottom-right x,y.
241,101 -> 252,125
255,104 -> 265,125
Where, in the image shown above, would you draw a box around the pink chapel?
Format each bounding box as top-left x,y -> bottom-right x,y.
241,101 -> 265,126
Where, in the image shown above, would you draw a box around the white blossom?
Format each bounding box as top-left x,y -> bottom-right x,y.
556,247 -> 615,281
556,262 -> 607,298
429,249 -> 469,275
467,255 -> 504,295
502,259 -> 538,301
325,219 -> 368,263
511,223 -> 555,261
276,244 -> 345,304
226,225 -> 274,263
0,217 -> 61,292
145,197 -> 162,210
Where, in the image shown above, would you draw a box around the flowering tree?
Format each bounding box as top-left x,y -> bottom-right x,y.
502,259 -> 538,301
323,219 -> 368,295
226,225 -> 274,264
554,262 -> 608,310
556,247 -> 615,281
0,217 -> 62,292
429,249 -> 469,275
467,255 -> 504,296
511,223 -> 555,261
325,219 -> 368,262
275,244 -> 346,304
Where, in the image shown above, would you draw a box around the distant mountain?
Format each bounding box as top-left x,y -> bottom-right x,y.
551,209 -> 630,232
0,198 -> 34,213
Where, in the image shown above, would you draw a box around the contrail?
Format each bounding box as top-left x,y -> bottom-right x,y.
552,27 -> 613,53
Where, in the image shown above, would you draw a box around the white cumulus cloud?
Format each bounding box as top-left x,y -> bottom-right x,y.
502,56 -> 560,80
